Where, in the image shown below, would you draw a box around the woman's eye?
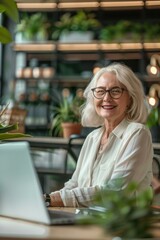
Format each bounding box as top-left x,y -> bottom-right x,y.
97,90 -> 104,94
111,88 -> 121,94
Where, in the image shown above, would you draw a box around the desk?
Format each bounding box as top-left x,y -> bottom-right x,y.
1,207 -> 160,240
6,137 -> 85,162
0,208 -> 110,240
8,137 -> 84,149
8,138 -> 160,159
8,138 -> 160,154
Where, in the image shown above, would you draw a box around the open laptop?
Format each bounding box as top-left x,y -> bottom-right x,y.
0,141 -> 77,225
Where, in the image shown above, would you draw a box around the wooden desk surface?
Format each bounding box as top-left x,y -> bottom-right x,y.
6,137 -> 84,149
1,207 -> 160,240
0,208 -> 110,240
7,138 -> 160,150
7,138 -> 160,153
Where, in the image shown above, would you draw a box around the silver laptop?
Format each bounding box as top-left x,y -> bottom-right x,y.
0,141 -> 76,225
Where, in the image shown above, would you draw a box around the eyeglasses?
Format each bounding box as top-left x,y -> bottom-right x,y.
91,87 -> 127,99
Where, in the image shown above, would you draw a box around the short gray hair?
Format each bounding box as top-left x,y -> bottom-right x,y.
81,62 -> 148,127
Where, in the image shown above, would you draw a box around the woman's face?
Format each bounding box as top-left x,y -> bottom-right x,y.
93,72 -> 131,125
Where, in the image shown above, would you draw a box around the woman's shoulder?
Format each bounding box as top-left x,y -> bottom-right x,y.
127,121 -> 147,130
126,121 -> 151,135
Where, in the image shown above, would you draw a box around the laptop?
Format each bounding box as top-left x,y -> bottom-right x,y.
0,141 -> 77,225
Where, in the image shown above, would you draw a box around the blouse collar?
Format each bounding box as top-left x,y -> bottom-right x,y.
111,118 -> 129,139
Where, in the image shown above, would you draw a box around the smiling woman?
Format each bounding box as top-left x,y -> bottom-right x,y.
45,62 -> 153,209
0,0 -> 19,44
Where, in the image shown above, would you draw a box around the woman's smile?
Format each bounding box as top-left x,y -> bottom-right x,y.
101,103 -> 117,110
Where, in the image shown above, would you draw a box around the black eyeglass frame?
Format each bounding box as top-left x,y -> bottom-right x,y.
91,87 -> 127,99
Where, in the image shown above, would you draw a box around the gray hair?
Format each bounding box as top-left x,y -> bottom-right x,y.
81,62 -> 148,127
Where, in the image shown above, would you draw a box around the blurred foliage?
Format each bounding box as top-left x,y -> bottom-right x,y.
15,12 -> 50,41
52,11 -> 101,40
0,0 -> 19,44
78,182 -> 160,238
99,20 -> 160,42
146,107 -> 160,129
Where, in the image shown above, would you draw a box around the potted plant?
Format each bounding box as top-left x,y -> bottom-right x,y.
144,22 -> 160,42
0,0 -> 19,44
99,20 -> 142,43
79,181 -> 158,238
52,11 -> 100,43
15,12 -> 50,42
51,91 -> 84,138
146,106 -> 160,143
0,104 -> 30,140
146,83 -> 160,142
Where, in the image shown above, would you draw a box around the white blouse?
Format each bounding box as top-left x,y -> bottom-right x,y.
54,119 -> 153,207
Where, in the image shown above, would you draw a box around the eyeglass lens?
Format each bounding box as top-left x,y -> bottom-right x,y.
92,87 -> 124,99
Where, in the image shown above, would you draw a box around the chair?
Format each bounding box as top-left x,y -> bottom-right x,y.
152,155 -> 160,198
31,135 -> 85,193
67,134 -> 85,162
153,155 -> 160,180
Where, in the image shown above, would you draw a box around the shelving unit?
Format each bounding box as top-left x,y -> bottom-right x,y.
6,0 -> 160,135
15,0 -> 160,11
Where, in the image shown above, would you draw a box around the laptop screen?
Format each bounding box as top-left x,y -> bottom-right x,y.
0,142 -> 51,224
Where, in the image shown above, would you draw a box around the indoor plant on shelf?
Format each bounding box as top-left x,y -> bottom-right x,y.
52,10 -> 100,43
99,20 -> 142,43
51,91 -> 84,138
15,12 -> 50,42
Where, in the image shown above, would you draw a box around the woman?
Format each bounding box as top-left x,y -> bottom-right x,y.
45,62 -> 153,207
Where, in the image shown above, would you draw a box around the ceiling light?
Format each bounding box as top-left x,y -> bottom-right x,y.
148,97 -> 157,107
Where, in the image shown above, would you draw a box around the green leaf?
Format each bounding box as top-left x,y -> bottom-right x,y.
0,26 -> 12,43
0,123 -> 18,133
0,0 -> 19,22
0,133 -> 31,141
0,4 -> 5,13
146,107 -> 160,128
79,181 -> 156,238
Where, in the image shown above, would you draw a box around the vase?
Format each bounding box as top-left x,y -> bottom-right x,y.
59,31 -> 94,43
61,122 -> 82,138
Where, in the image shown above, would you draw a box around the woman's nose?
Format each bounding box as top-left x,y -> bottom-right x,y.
103,91 -> 112,101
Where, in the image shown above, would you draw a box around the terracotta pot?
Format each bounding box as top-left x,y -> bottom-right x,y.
61,122 -> 81,138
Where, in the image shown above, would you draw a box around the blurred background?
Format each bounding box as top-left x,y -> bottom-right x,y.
1,0 -> 160,139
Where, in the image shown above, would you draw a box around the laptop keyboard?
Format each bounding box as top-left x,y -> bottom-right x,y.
48,209 -> 76,225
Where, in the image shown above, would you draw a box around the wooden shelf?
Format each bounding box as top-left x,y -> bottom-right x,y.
142,76 -> 160,83
52,76 -> 91,87
16,1 -> 160,11
13,42 -> 56,52
13,41 -> 160,53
